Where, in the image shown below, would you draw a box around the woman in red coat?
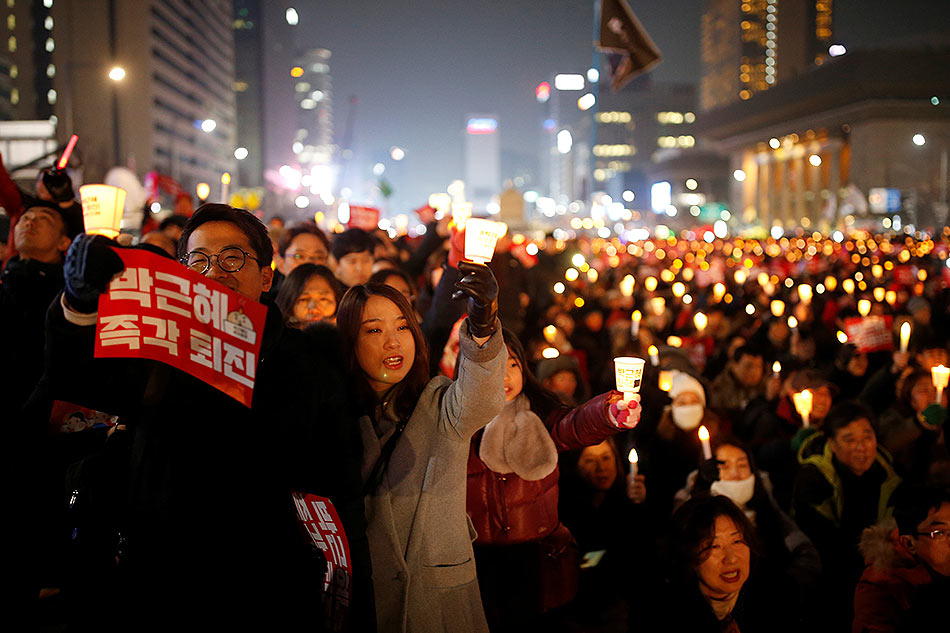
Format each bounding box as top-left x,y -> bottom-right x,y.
466,329 -> 641,632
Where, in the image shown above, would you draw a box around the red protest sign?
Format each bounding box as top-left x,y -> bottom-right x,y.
844,315 -> 894,354
293,492 -> 352,627
347,205 -> 380,231
94,248 -> 267,407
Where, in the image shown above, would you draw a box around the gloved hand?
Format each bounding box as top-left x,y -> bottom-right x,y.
608,393 -> 641,429
64,234 -> 125,313
452,260 -> 498,338
921,403 -> 947,430
696,457 -> 722,490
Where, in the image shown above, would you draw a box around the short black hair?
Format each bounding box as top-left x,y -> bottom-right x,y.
733,344 -> 763,363
331,228 -> 376,261
159,215 -> 189,231
274,263 -> 342,324
894,486 -> 950,535
277,222 -> 330,257
178,204 -> 273,267
823,400 -> 877,439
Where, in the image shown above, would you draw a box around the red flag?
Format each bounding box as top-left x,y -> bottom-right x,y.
598,0 -> 662,91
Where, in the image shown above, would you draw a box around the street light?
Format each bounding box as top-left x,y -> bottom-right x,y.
913,134 -> 926,146
108,66 -> 126,81
234,147 -> 248,160
200,119 -> 216,133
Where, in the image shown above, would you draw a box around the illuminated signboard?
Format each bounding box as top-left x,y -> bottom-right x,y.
466,118 -> 498,135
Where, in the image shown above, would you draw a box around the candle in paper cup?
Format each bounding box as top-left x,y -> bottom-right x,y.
614,357 -> 645,401
463,218 -> 505,264
658,370 -> 673,392
899,321 -> 912,353
798,284 -> 813,305
648,345 -> 659,367
931,365 -> 950,404
793,389 -> 813,428
857,299 -> 871,317
698,425 -> 712,460
631,310 -> 642,337
79,184 -> 126,239
627,448 -> 639,478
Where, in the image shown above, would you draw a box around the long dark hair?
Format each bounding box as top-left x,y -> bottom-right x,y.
337,283 -> 430,420
501,328 -> 564,422
275,263 -> 342,326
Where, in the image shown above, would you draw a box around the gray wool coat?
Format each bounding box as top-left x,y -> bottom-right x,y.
360,323 -> 505,633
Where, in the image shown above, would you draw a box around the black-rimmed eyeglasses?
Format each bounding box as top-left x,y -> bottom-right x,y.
181,247 -> 260,274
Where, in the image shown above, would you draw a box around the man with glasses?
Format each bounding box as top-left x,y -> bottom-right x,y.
854,486 -> 950,632
267,222 -> 331,299
37,204 -> 367,629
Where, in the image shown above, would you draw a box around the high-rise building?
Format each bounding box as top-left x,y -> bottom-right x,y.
700,0 -> 833,111
2,1 -> 237,198
290,48 -> 334,198
464,114 -> 501,214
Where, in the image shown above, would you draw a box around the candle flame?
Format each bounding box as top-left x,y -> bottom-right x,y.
632,310 -> 642,322
648,345 -> 658,356
772,361 -> 781,374
627,448 -> 639,465
698,425 -> 710,442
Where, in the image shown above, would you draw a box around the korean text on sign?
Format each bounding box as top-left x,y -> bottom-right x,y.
94,248 -> 267,407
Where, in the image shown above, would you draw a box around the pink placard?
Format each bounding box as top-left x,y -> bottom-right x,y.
94,248 -> 267,407
844,315 -> 894,354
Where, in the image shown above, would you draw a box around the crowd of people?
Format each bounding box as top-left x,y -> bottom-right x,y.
2,158 -> 950,633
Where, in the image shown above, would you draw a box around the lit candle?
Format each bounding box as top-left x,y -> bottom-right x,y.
770,300 -> 786,317
543,325 -> 557,344
666,336 -> 683,348
698,425 -> 712,460
788,315 -> 799,329
658,370 -> 673,392
631,310 -> 642,337
648,345 -> 659,367
620,274 -> 636,297
932,365 -> 950,405
899,321 -> 912,354
693,312 -> 708,334
772,360 -> 781,378
627,448 -> 639,478
793,389 -> 813,428
797,284 -> 813,305
651,296 -> 666,315
857,299 -> 871,317
713,283 -> 726,302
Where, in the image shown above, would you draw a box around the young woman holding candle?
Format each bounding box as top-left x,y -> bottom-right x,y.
466,329 -> 641,633
335,263 -> 503,633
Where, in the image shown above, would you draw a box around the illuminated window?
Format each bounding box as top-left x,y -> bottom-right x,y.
6,14 -> 13,29
10,87 -> 17,104
9,63 -> 16,78
44,0 -> 53,7
7,34 -> 13,52
44,16 -> 53,30
45,37 -> 54,51
47,89 -> 56,104
46,63 -> 55,77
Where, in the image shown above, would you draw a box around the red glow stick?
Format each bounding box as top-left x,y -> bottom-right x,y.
57,134 -> 79,170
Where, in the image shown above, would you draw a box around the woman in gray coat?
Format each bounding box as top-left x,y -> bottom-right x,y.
337,265 -> 504,633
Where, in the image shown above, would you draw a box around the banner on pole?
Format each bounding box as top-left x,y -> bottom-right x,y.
94,248 -> 267,407
598,0 -> 662,91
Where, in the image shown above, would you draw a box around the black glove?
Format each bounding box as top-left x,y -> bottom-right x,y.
64,234 -> 125,313
451,260 -> 498,338
696,457 -> 721,492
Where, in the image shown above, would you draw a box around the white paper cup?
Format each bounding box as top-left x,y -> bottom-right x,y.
464,218 -> 504,264
79,184 -> 126,239
614,357 -> 646,399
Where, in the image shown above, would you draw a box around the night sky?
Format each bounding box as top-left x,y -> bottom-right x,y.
296,0 -> 950,216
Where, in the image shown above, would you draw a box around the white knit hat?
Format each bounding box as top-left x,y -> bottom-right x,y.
669,370 -> 706,406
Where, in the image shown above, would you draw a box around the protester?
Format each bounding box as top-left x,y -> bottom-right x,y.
657,494 -> 790,632
336,266 -> 503,633
467,329 -> 641,632
35,204 -> 363,630
332,227 -> 376,288
853,486 -> 950,633
275,262 -> 343,327
792,401 -> 903,630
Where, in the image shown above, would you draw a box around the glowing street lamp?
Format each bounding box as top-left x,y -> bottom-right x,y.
108,66 -> 126,81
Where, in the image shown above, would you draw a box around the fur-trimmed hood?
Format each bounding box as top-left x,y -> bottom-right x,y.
858,518 -> 912,570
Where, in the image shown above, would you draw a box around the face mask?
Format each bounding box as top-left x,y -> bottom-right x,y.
711,474 -> 756,507
672,404 -> 704,430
